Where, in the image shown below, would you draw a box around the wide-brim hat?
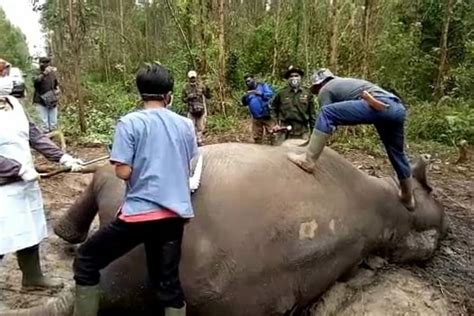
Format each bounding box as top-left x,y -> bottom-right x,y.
284,65 -> 304,79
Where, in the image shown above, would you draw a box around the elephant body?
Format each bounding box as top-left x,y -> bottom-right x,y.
55,143 -> 446,315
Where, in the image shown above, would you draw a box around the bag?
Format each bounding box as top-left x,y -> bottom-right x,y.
189,101 -> 205,117
40,90 -> 59,108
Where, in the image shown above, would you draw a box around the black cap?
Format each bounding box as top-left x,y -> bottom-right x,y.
284,65 -> 304,79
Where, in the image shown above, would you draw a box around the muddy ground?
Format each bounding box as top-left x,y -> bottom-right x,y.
0,128 -> 472,315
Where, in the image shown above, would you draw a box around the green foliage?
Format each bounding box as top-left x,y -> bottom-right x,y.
0,8 -> 30,70
407,99 -> 474,145
60,79 -> 138,141
37,0 -> 473,147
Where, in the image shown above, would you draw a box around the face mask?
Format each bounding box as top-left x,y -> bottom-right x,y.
0,76 -> 13,95
246,79 -> 256,90
289,78 -> 301,89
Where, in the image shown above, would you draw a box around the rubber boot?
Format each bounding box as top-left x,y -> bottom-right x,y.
73,284 -> 100,316
287,130 -> 330,173
399,177 -> 416,211
165,304 -> 186,316
16,245 -> 64,289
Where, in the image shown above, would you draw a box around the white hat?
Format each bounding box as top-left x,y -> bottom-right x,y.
187,70 -> 197,78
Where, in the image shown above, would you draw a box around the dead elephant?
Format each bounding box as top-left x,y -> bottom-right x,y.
32,143 -> 449,315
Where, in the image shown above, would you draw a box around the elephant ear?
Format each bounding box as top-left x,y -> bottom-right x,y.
411,154 -> 433,192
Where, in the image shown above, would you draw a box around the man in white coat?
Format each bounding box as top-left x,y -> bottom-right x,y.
0,74 -> 83,307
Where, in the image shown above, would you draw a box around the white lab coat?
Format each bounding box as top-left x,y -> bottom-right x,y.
0,96 -> 47,255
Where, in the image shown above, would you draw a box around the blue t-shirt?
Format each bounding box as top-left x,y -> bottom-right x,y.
110,107 -> 198,218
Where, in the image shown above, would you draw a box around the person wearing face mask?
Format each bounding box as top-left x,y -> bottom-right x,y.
271,65 -> 315,144
181,70 -> 211,146
287,68 -> 415,210
241,74 -> 274,144
33,57 -> 60,132
0,74 -> 83,307
72,64 -> 198,316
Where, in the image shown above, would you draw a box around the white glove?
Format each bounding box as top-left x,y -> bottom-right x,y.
60,154 -> 84,172
19,165 -> 39,182
189,176 -> 200,191
189,154 -> 203,192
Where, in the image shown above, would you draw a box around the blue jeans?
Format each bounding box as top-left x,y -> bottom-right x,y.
35,104 -> 58,132
315,97 -> 411,180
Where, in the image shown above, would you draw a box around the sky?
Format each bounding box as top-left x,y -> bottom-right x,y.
0,0 -> 46,57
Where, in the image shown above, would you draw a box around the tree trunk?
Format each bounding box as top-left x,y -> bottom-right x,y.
217,0 -> 226,114
68,0 -> 86,133
119,0 -> 126,84
271,0 -> 282,77
198,0 -> 208,73
329,0 -> 339,71
433,0 -> 454,100
361,0 -> 374,78
165,0 -> 197,70
100,0 -> 110,82
303,0 -> 310,74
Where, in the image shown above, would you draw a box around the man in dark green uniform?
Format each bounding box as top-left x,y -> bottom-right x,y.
271,66 -> 315,143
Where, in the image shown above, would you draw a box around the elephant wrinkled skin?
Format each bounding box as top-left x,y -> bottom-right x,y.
53,143 -> 446,316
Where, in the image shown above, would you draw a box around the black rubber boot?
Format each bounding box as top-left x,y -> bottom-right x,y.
16,245 -> 63,289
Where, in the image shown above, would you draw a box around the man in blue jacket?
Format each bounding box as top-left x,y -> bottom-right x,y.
241,74 -> 274,144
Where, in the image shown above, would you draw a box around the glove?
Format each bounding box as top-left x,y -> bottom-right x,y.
19,165 -> 39,182
189,154 -> 203,192
60,154 -> 84,172
189,176 -> 200,191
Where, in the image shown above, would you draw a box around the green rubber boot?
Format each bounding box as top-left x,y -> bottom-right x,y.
73,284 -> 100,316
165,304 -> 187,316
287,130 -> 330,173
399,177 -> 416,211
16,246 -> 63,289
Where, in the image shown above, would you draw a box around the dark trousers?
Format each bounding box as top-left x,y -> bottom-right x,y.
73,217 -> 186,308
315,97 -> 411,180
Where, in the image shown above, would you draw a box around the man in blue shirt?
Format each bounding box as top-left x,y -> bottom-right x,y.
241,74 -> 274,144
72,64 -> 198,316
287,68 -> 415,211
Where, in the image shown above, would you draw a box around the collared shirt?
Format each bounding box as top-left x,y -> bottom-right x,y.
110,107 -> 198,218
272,85 -> 315,135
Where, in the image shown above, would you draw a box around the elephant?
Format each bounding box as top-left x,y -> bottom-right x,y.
4,142 -> 446,316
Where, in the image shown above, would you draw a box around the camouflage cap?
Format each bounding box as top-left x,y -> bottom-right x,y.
310,68 -> 335,86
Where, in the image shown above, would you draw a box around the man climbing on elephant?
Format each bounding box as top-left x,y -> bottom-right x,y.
287,69 -> 415,210
72,63 -> 198,316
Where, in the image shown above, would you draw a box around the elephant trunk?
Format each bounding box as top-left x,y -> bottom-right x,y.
54,180 -> 98,244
